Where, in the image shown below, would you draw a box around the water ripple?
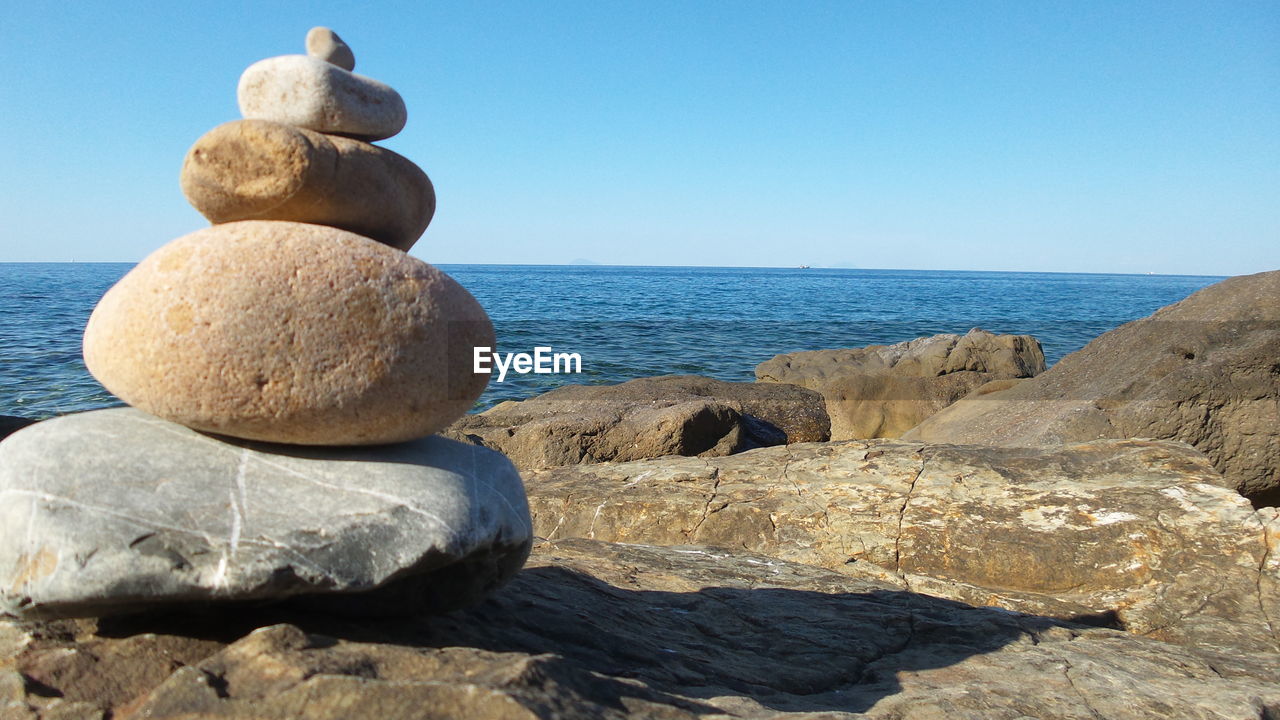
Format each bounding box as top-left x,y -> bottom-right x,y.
0,263 -> 1223,417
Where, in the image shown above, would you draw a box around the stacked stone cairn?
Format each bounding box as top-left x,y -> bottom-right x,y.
0,29 -> 533,620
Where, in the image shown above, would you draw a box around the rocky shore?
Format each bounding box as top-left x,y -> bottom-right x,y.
4,262 -> 1277,717
3,29 -> 1279,720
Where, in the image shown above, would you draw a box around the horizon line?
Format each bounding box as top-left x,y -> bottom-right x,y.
0,259 -> 1237,280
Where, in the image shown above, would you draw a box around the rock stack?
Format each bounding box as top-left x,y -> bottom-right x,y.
88,27 -> 478,445
0,29 -> 532,620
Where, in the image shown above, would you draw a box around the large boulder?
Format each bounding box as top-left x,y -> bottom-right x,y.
0,408 -> 532,619
523,439 -> 1280,654
756,329 -> 1045,439
82,221 -> 493,445
903,270 -> 1280,504
444,375 -> 829,471
3,539 -> 1278,719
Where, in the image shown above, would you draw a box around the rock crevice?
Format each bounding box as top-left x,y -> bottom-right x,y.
523,439 -> 1279,653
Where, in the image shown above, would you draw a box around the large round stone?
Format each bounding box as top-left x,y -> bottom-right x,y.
83,221 -> 494,445
0,408 -> 532,620
181,119 -> 435,251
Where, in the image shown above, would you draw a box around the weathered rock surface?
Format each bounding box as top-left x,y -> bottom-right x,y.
181,119 -> 434,251
83,221 -> 492,445
445,375 -> 829,470
759,328 -> 1046,383
0,408 -> 532,620
903,270 -> 1280,504
238,55 -> 406,141
0,417 -> 34,442
757,329 -> 1046,439
2,540 -> 1277,719
525,439 -> 1280,654
815,371 -> 1012,440
305,26 -> 354,71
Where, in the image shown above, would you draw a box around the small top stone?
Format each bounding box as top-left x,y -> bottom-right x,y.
306,26 -> 355,71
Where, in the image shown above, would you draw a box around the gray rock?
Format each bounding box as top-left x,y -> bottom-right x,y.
0,408 -> 532,620
237,55 -> 406,141
305,26 -> 354,71
757,328 -> 1045,439
6,540 -> 1279,719
444,375 -> 829,471
524,438 -> 1280,654
903,270 -> 1280,503
0,416 -> 35,442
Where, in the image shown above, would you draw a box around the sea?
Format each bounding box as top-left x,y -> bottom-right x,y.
0,263 -> 1226,419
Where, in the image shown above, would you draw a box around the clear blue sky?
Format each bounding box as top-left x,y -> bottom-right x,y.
1,1 -> 1275,274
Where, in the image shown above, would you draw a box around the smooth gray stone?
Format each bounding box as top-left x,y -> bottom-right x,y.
237,55 -> 406,141
0,408 -> 532,620
306,26 -> 355,71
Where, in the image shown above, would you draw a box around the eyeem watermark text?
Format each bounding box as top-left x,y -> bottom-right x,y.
474,346 -> 583,382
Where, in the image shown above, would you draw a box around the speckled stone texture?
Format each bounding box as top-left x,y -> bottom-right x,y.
238,55 -> 406,141
182,119 -> 435,251
83,221 -> 493,445
0,408 -> 532,620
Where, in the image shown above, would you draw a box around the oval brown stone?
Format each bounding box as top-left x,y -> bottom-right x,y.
83,221 -> 494,445
181,119 -> 435,251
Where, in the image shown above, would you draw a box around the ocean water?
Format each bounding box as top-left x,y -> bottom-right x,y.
0,262 -> 1225,419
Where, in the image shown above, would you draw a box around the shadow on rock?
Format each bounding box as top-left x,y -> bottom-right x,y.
74,540 -> 1128,717
413,565 -> 1113,714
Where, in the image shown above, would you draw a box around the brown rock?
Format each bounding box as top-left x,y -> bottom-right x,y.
757,328 -> 1045,440
4,539 -> 1279,719
82,221 -> 492,445
903,271 -> 1280,504
758,328 -> 1046,383
966,376 -> 1028,396
453,398 -> 748,471
524,439 -> 1280,654
0,671 -> 23,703
817,370 -> 1004,438
444,375 -> 829,470
16,632 -> 222,711
181,120 -> 434,251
